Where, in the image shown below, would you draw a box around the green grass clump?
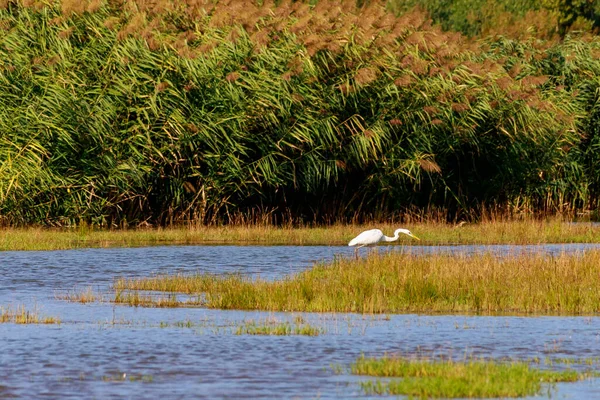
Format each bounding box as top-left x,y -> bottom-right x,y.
235,318 -> 322,336
351,354 -> 591,398
114,250 -> 600,314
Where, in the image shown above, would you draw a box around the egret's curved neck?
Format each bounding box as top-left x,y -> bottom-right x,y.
382,233 -> 399,242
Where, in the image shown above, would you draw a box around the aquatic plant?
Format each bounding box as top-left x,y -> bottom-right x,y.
235,318 -> 322,336
0,305 -> 61,324
113,290 -> 202,307
55,287 -> 103,303
351,354 -> 594,398
114,249 -> 600,314
101,372 -> 153,383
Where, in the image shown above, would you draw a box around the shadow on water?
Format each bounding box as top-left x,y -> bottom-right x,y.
2,243 -> 600,398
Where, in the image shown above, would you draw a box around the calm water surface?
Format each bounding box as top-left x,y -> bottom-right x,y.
2,244 -> 600,399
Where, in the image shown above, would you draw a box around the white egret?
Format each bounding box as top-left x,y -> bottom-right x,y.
348,228 -> 420,249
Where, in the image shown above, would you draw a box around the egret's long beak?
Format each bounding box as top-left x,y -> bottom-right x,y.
409,233 -> 420,241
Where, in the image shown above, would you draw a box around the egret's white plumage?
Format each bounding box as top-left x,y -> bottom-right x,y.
348,228 -> 420,248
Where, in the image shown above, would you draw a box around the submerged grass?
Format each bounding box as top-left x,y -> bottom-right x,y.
113,290 -> 203,308
55,287 -> 104,303
0,305 -> 61,324
235,317 -> 322,336
101,372 -> 154,383
3,219 -> 600,251
114,250 -> 600,314
351,355 -> 594,398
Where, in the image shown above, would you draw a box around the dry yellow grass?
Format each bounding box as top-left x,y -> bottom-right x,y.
2,219 -> 600,251
0,305 -> 61,324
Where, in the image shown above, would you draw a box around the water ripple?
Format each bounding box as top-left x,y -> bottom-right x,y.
2,244 -> 600,398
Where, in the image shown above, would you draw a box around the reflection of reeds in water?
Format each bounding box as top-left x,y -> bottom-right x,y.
351,354 -> 596,398
115,250 -> 600,315
0,305 -> 61,324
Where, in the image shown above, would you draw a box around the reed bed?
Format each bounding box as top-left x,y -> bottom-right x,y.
3,219 -> 600,250
0,305 -> 61,324
114,250 -> 600,314
351,354 -> 593,398
389,0 -> 599,38
0,1 -> 599,226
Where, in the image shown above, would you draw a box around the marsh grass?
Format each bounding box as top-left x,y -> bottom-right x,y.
115,250 -> 600,314
3,219 -> 600,251
55,287 -> 103,303
235,317 -> 322,336
351,354 -> 594,398
0,305 -> 61,324
113,290 -> 203,308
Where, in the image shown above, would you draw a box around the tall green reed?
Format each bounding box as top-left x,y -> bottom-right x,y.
0,0 -> 599,226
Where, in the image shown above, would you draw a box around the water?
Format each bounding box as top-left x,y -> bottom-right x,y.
2,244 -> 600,399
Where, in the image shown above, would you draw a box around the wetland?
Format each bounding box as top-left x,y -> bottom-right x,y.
2,238 -> 600,398
2,0 -> 600,396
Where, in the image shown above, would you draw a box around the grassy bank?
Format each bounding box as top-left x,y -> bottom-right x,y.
351,354 -> 593,398
114,249 -> 600,315
3,219 -> 600,251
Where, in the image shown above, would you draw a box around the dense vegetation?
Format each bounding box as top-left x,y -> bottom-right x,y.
389,0 -> 600,38
1,0 -> 600,226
